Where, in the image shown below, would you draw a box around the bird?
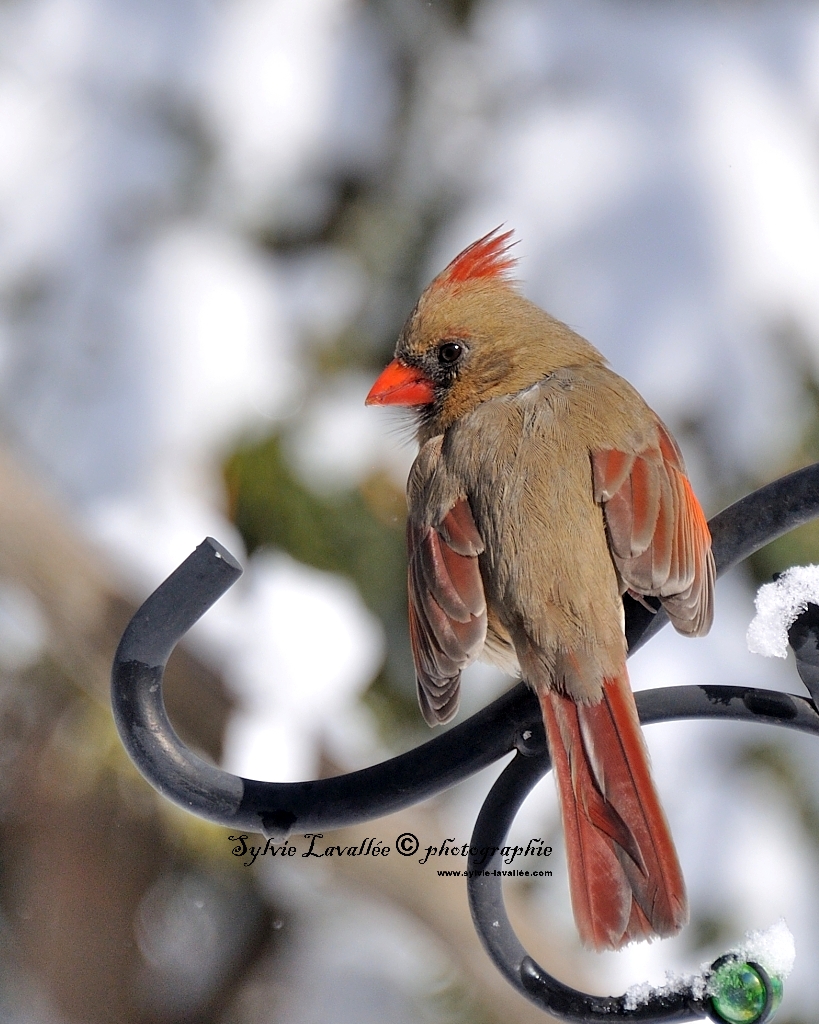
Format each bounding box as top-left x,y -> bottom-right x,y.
365,228 -> 715,951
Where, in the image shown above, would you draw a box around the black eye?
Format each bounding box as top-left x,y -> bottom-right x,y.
437,341 -> 464,365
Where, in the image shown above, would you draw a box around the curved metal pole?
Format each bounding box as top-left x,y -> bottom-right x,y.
111,538 -> 247,821
112,537 -> 542,835
111,463 -> 819,837
467,693 -> 819,1023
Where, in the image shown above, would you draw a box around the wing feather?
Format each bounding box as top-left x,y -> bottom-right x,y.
592,422 -> 714,637
407,500 -> 487,725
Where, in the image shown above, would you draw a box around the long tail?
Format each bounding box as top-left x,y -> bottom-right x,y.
538,667 -> 688,951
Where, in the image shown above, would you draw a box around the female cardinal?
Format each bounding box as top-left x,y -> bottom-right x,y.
365,228 -> 714,952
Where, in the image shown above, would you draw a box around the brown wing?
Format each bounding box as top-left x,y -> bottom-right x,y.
407,498 -> 487,725
592,421 -> 715,636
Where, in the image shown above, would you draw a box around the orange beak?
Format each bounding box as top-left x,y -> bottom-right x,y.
365,359 -> 435,406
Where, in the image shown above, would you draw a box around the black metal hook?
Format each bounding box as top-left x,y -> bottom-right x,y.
110,461 -> 819,1022
111,536 -> 545,837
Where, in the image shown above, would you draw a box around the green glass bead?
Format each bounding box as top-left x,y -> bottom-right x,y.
710,961 -> 770,1024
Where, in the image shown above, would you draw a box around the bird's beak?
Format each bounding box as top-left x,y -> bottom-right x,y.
365,359 -> 435,406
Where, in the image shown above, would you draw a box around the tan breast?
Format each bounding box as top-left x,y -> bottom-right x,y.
438,368 -> 639,669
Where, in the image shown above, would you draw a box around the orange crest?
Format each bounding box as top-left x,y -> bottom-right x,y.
434,227 -> 518,289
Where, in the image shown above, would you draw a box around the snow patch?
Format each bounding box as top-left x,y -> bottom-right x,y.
735,919 -> 796,981
747,565 -> 819,658
624,920 -> 795,1011
624,971 -> 706,1011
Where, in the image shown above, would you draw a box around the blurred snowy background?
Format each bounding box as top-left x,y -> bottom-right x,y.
1,0 -> 819,1021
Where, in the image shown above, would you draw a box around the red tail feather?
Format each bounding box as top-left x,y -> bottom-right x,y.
538,669 -> 688,951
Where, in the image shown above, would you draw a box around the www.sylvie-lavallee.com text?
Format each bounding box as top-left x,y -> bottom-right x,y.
228,831 -> 553,876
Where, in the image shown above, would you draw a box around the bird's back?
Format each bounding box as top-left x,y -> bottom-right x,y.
436,364 -> 648,698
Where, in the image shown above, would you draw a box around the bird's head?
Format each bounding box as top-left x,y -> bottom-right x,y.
365,228 -> 603,441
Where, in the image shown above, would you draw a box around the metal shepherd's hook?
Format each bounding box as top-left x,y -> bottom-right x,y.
112,462 -> 819,1024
